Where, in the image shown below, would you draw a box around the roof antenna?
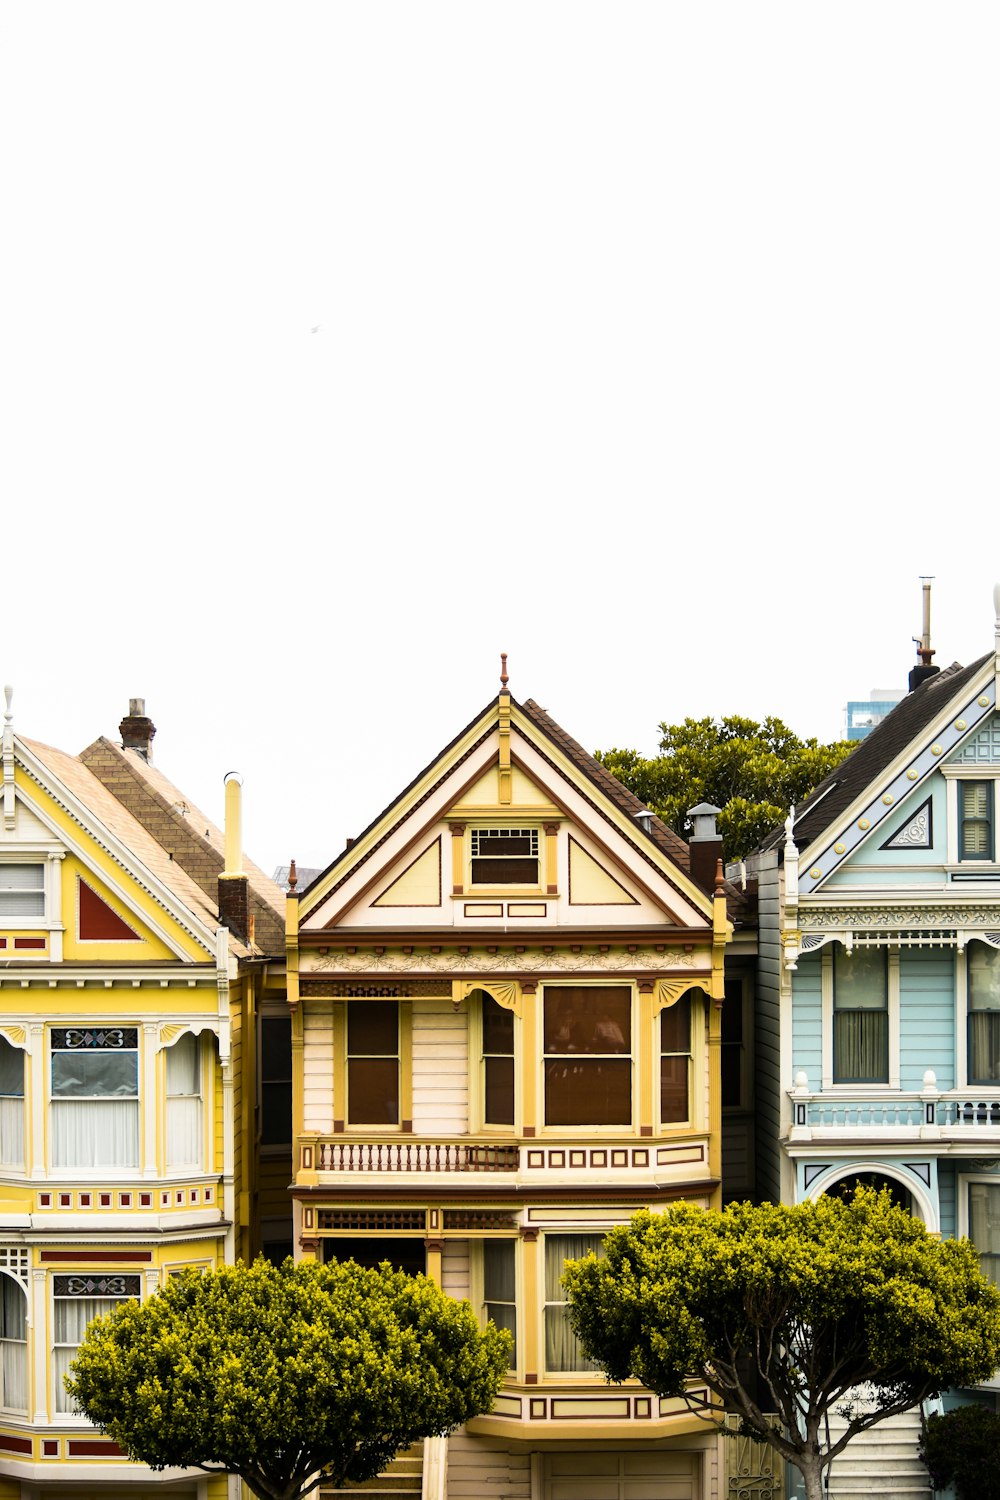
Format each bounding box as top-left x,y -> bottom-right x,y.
500,652 -> 509,692
908,577 -> 939,692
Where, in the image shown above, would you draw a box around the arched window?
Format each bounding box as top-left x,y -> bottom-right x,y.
0,1038 -> 24,1170
0,1273 -> 27,1413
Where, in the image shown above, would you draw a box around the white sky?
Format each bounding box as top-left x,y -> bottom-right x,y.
3,3 -> 999,877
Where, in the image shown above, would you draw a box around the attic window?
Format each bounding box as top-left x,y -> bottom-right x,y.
470,828 -> 539,885
0,866 -> 44,921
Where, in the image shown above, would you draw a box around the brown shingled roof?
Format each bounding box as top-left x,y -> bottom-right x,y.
759,654 -> 991,856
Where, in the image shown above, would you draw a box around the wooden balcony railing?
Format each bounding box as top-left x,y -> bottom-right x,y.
300,1139 -> 520,1173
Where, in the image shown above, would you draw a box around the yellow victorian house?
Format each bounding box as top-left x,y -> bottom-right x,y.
0,693 -> 286,1500
286,670 -> 749,1500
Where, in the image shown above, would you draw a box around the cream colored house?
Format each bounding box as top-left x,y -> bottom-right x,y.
286,675 -> 750,1500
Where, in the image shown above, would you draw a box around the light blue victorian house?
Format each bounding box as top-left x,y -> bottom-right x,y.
750,588 -> 1000,1497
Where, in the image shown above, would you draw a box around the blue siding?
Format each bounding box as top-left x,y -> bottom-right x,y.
792,957 -> 822,1084
938,1161 -> 957,1241
899,950 -> 956,1092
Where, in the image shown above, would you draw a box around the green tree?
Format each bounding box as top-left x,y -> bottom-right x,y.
596,716 -> 853,860
67,1257 -> 511,1500
919,1404 -> 1000,1500
562,1191 -> 1000,1500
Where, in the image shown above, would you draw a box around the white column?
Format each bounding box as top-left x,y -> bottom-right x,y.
142,1023 -> 158,1178
31,1268 -> 47,1424
29,1023 -> 44,1179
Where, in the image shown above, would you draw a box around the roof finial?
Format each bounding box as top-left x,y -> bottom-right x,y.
500,652 -> 509,692
288,859 -> 298,892
3,686 -> 11,726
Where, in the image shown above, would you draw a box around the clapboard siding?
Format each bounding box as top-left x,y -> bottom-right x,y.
303,1000 -> 335,1133
441,1239 -> 471,1300
446,1431 -> 531,1500
792,956 -> 822,1084
899,950 -> 955,1092
412,1000 -> 469,1135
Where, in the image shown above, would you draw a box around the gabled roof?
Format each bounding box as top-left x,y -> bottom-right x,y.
79,738 -> 285,953
759,654 -> 991,856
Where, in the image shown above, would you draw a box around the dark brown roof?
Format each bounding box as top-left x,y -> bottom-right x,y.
760,654 -> 991,855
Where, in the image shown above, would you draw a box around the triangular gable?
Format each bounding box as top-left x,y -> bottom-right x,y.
797,666 -> 997,896
371,839 -> 442,908
7,744 -> 218,960
567,835 -> 639,905
300,698 -> 712,932
78,877 -> 143,941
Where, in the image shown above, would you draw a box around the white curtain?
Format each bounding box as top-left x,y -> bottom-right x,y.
544,1235 -> 604,1373
0,1098 -> 24,1170
51,1101 -> 139,1169
0,1276 -> 26,1412
166,1035 -> 203,1169
54,1297 -> 121,1413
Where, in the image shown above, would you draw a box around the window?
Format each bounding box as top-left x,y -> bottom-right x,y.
968,942 -> 1000,1084
51,1027 -> 139,1169
543,986 -> 631,1127
0,865 -> 43,921
970,1182 -> 1000,1286
481,992 -> 514,1126
470,828 -> 538,885
721,979 -> 745,1108
260,1017 -> 292,1147
833,950 -> 888,1084
166,1033 -> 202,1170
0,1275 -> 26,1412
483,1240 -> 516,1367
0,1038 -> 24,1170
53,1274 -> 140,1413
544,1234 -> 604,1372
660,995 -> 692,1124
960,780 -> 994,861
347,1002 -> 399,1125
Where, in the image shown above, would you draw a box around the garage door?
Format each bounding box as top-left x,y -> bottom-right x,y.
546,1451 -> 697,1500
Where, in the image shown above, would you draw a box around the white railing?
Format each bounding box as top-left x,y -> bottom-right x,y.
788,1071 -> 1000,1134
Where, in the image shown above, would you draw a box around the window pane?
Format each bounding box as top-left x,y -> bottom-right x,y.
834,950 -> 886,1009
970,1183 -> 1000,1286
544,988 -> 630,1055
969,944 -> 1000,1010
544,1234 -> 604,1373
0,866 -> 42,891
476,833 -> 535,857
545,1059 -> 631,1126
348,1002 -> 398,1056
471,857 -> 538,884
970,1013 -> 1000,1083
0,1040 -> 23,1098
660,1056 -> 689,1123
52,1100 -> 139,1168
261,1081 -> 293,1145
52,1051 -> 137,1097
348,1058 -> 399,1124
485,1057 -> 514,1125
166,1034 -> 199,1096
482,995 -> 514,1055
484,1240 -> 516,1302
660,998 -> 691,1053
961,781 -> 993,859
834,1011 -> 888,1083
261,1018 -> 292,1082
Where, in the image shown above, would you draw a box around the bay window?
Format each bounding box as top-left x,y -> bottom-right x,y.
54,1274 -> 139,1413
0,1038 -> 24,1170
51,1027 -> 139,1169
543,986 -> 631,1127
166,1032 -> 203,1170
347,1002 -> 399,1126
0,1275 -> 26,1413
544,1233 -> 604,1372
833,950 -> 888,1084
969,942 -> 1000,1084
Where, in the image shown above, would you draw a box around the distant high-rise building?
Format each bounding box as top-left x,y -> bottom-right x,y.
845,688 -> 905,740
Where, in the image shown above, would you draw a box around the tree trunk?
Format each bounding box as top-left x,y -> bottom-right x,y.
795,1453 -> 826,1500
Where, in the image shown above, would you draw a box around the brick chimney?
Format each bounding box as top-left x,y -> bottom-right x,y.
120,698 -> 156,763
218,772 -> 250,945
687,802 -> 723,893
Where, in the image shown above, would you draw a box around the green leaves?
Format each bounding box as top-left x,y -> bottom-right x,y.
596,716 -> 853,860
562,1191 -> 1000,1500
67,1258 -> 511,1500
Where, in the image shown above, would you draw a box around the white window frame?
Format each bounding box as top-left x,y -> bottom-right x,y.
821,944 -> 900,1091
0,851 -> 65,960
0,1033 -> 26,1174
943,767 -> 1000,866
0,1271 -> 28,1415
49,1025 -> 140,1174
958,938 -> 1000,1090
164,1031 -> 205,1173
468,826 -> 541,889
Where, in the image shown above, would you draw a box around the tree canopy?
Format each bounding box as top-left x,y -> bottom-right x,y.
562,1191 -> 1000,1500
595,715 -> 854,860
67,1257 -> 511,1500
